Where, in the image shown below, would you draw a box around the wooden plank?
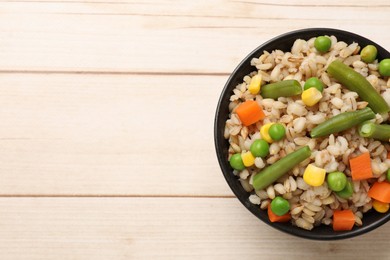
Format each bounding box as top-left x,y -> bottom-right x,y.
0,1 -> 389,73
3,0 -> 388,5
0,197 -> 389,259
0,73 -> 233,196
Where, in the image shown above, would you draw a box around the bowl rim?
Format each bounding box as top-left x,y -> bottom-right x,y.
214,27 -> 390,240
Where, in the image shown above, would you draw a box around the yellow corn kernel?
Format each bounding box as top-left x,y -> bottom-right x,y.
241,151 -> 255,167
373,200 -> 390,213
301,87 -> 323,107
303,164 -> 326,187
260,123 -> 274,143
248,74 -> 262,95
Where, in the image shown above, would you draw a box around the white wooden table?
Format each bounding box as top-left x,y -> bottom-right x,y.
1,1 -> 390,259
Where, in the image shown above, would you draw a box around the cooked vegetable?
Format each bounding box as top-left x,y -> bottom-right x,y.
304,77 -> 324,92
336,180 -> 353,199
260,123 -> 274,143
301,87 -> 323,107
360,45 -> 377,63
236,100 -> 265,126
310,108 -> 376,138
250,139 -> 269,158
333,210 -> 355,231
269,123 -> 286,141
314,36 -> 332,53
241,151 -> 255,167
349,152 -> 373,181
372,200 -> 390,213
229,153 -> 245,171
253,146 -> 311,190
358,121 -> 390,141
303,164 -> 326,187
368,181 -> 390,203
249,74 -> 262,95
327,172 -> 347,192
270,196 -> 290,216
260,80 -> 302,99
379,58 -> 390,76
267,204 -> 291,223
225,36 -> 390,232
327,60 -> 390,114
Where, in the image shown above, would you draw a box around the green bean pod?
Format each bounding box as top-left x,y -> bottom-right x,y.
253,146 -> 311,190
327,60 -> 390,114
358,121 -> 390,141
310,107 -> 376,138
260,80 -> 302,99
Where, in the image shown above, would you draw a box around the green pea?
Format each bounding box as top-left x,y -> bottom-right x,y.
304,77 -> 324,92
336,180 -> 353,199
229,153 -> 245,171
360,45 -> 377,63
327,171 -> 347,192
250,139 -> 269,158
387,169 -> 390,182
269,123 -> 286,141
270,196 -> 290,216
379,59 -> 390,76
314,36 -> 332,53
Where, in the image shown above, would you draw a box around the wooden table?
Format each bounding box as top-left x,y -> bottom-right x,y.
1,1 -> 390,259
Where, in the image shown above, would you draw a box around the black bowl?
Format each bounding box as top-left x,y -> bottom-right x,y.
214,28 -> 390,240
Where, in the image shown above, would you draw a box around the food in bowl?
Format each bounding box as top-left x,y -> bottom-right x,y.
224,34 -> 390,231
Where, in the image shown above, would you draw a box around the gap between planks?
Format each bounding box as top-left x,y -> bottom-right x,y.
0,70 -> 230,77
1,0 -> 387,8
0,194 -> 235,198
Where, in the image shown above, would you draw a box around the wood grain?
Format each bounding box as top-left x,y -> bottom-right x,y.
0,1 -> 389,74
0,73 -> 232,196
1,1 -> 390,259
1,197 -> 390,260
